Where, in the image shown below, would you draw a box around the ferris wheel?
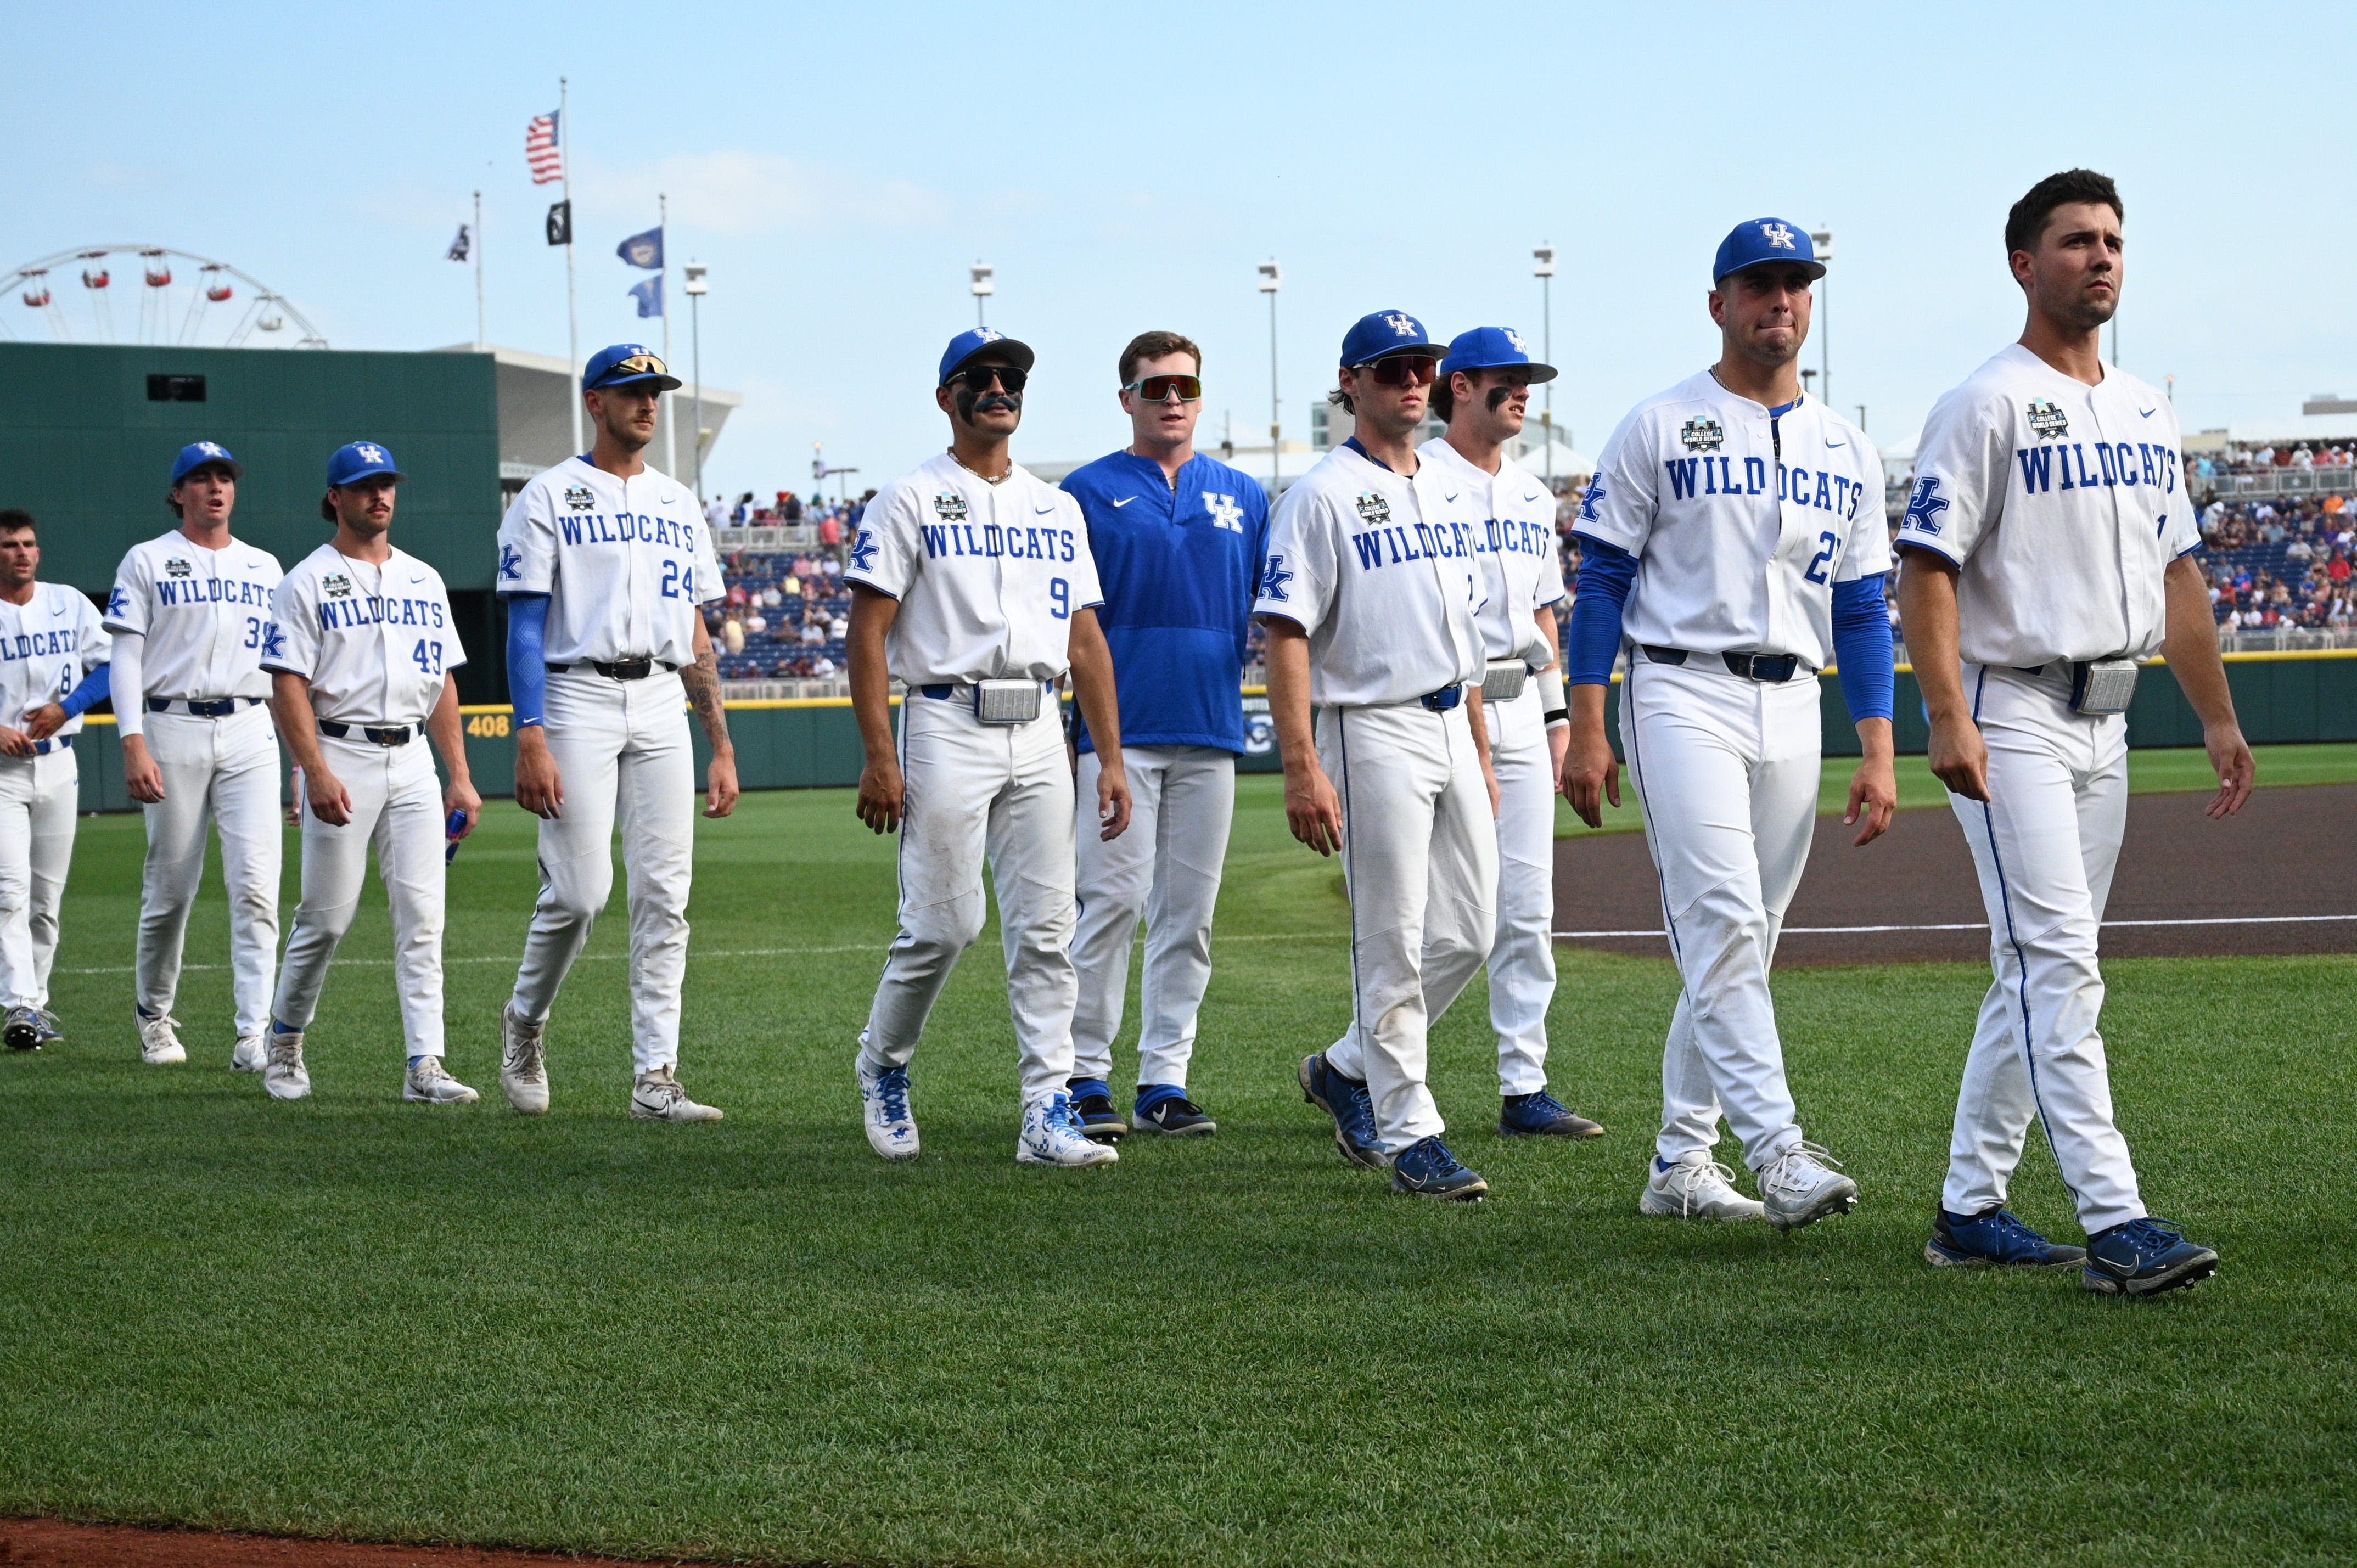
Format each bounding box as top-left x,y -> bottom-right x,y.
3,244 -> 327,349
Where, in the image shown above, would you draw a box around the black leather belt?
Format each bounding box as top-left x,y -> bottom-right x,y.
1419,685 -> 1464,712
546,657 -> 675,680
1641,646 -> 1803,683
318,721 -> 414,746
148,696 -> 265,717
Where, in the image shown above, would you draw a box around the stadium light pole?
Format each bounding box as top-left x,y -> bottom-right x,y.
970,262 -> 993,329
1259,260 -> 1282,494
683,261 -> 708,501
1533,244 -> 1556,487
1810,228 -> 1833,412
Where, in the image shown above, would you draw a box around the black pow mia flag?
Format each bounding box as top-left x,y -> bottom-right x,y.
545,200 -> 572,247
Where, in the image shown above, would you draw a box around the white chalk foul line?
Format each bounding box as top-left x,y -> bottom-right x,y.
1552,914 -> 2357,940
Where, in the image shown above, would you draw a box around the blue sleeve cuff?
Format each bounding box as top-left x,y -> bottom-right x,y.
1564,534 -> 1635,685
1830,574 -> 1895,723
506,594 -> 549,728
59,662 -> 111,719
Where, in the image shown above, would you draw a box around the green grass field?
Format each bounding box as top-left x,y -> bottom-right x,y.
5,749 -> 2354,1566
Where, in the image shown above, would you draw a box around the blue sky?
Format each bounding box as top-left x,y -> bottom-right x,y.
12,1 -> 2351,498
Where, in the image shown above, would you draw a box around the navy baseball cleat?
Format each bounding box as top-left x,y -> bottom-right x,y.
1498,1089 -> 1603,1139
4,1006 -> 41,1052
1390,1136 -> 1488,1201
1067,1077 -> 1127,1143
1131,1083 -> 1215,1136
1924,1207 -> 2086,1269
2081,1217 -> 2219,1297
1299,1053 -> 1387,1169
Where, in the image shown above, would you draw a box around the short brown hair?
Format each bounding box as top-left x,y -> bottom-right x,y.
1119,330 -> 1202,387
0,507 -> 33,537
2006,169 -> 2122,260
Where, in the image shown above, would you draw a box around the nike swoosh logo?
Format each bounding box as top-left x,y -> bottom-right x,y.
51,604 -> 69,616
1035,505 -> 1056,515
1523,492 -> 1542,502
1111,497 -> 1137,508
1444,492 -> 1460,502
1825,440 -> 1845,448
409,575 -> 426,583
2140,407 -> 2157,418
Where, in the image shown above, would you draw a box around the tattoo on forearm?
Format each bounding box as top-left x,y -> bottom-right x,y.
683,650 -> 730,746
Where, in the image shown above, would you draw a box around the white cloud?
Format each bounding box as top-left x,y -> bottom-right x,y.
591,150 -> 948,235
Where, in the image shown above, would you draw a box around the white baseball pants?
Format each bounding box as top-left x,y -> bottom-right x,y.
272,735 -> 448,1058
857,692 -> 1080,1104
1943,663 -> 2144,1234
0,746 -> 80,1012
1620,657 -> 1819,1171
1481,681 -> 1558,1095
510,668 -> 697,1077
1319,700 -> 1498,1153
1070,744 -> 1233,1091
136,704 -> 282,1037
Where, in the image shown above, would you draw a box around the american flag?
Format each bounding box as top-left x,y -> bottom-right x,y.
525,110 -> 563,185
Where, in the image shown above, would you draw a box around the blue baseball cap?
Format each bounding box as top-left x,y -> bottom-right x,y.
582,342 -> 683,392
1712,218 -> 1825,284
1339,310 -> 1445,368
170,440 -> 242,485
326,441 -> 406,487
938,327 -> 1036,386
1437,327 -> 1558,384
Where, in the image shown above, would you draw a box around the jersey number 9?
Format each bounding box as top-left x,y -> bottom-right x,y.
1048,577 -> 1070,620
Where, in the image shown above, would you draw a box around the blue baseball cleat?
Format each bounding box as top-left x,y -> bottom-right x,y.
2081,1217 -> 2219,1297
1299,1053 -> 1386,1170
1066,1077 -> 1127,1143
1924,1207 -> 2086,1269
1131,1083 -> 1215,1136
1389,1135 -> 1488,1201
1498,1089 -> 1603,1139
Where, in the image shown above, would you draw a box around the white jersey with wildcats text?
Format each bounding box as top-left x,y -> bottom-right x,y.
844,452 -> 1105,688
495,456 -> 723,667
1575,376 -> 1888,669
105,531 -> 284,701
1252,441 -> 1486,707
0,582 -> 109,738
1419,437 -> 1567,666
1901,345 -> 2197,668
262,544 -> 468,728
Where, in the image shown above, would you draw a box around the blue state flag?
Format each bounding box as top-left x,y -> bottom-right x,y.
617,226 -> 664,270
629,275 -> 663,319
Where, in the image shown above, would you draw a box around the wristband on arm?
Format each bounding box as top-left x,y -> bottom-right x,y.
505,593 -> 549,728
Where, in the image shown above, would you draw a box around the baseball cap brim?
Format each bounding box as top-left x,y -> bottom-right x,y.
941,338 -> 1036,386
1718,256 -> 1826,284
591,369 -> 684,392
1350,342 -> 1446,366
1439,356 -> 1561,384
172,456 -> 243,484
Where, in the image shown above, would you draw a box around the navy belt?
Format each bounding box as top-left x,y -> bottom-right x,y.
30,735 -> 71,755
920,684 -> 954,700
1641,646 -> 1803,683
148,696 -> 264,717
1419,685 -> 1463,712
318,721 -> 415,746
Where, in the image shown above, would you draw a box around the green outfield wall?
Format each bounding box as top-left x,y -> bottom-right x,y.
58,651 -> 2357,812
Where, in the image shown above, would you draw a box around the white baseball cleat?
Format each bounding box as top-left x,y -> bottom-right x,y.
404,1056 -> 480,1105
262,1031 -> 311,1101
231,1033 -> 267,1074
138,1014 -> 187,1065
631,1065 -> 723,1122
1756,1141 -> 1859,1232
499,1003 -> 549,1115
1640,1152 -> 1765,1221
859,1061 -> 919,1161
1016,1091 -> 1118,1168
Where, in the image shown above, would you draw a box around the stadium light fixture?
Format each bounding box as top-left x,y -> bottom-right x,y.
683,262 -> 710,499
1258,261 -> 1282,493
1810,229 -> 1833,410
970,262 -> 994,328
1534,245 -> 1557,486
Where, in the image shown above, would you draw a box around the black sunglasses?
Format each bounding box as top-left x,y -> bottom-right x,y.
1124,374 -> 1203,402
1357,355 -> 1439,387
953,364 -> 1028,394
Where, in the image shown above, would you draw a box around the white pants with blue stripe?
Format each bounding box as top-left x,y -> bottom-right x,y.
1943,663 -> 2143,1234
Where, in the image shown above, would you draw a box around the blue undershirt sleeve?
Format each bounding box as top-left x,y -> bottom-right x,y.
1830,573 -> 1895,723
506,593 -> 549,728
1564,535 -> 1635,685
58,662 -> 110,719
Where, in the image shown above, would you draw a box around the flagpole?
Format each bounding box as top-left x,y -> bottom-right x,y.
660,191 -> 674,480
562,75 -> 581,457
472,189 -> 485,350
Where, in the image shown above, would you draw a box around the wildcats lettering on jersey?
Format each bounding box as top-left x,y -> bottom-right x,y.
1475,518 -> 1557,559
153,576 -> 274,609
916,522 -> 1080,563
2012,440 -> 2180,495
1663,455 -> 1865,518
553,512 -> 699,550
1,627 -> 80,661
1348,518 -> 1479,572
315,595 -> 450,633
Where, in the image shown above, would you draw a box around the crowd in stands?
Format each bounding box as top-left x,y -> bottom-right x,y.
2196,442 -> 2357,478
2196,493 -> 2357,630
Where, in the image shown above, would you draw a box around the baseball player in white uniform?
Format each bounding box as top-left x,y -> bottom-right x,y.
0,509 -> 111,1053
846,327 -> 1132,1170
496,344 -> 738,1122
1564,221 -> 1896,1230
256,442 -> 482,1104
1898,170 -> 2246,1296
1270,309 -> 1500,1202
1418,327 -> 1604,1140
106,442 -> 284,1069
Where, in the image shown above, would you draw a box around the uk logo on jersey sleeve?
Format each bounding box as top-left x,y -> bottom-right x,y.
1260,554 -> 1293,602
498,543 -> 524,582
106,586 -> 128,620
1901,476 -> 1949,537
849,529 -> 879,572
1576,475 -> 1606,525
261,621 -> 288,660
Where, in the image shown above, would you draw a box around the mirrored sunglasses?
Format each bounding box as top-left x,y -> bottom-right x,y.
1361,355 -> 1439,387
1124,374 -> 1203,402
